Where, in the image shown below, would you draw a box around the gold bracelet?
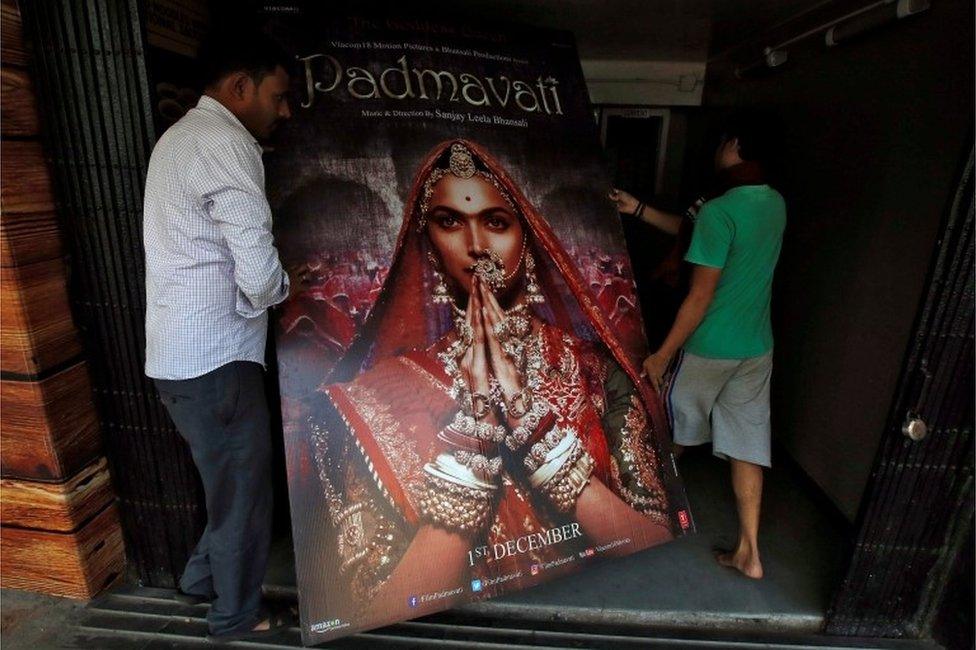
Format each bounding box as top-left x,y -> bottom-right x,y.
523,427 -> 569,472
426,454 -> 496,491
528,431 -> 580,488
418,474 -> 496,534
448,411 -> 506,443
544,450 -> 595,513
505,399 -> 550,450
454,450 -> 503,481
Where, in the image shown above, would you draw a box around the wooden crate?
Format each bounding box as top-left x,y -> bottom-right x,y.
1,457 -> 114,532
0,362 -> 100,480
0,0 -> 125,605
0,211 -> 63,268
0,259 -> 82,375
1,66 -> 39,137
0,0 -> 27,68
0,503 -> 125,599
0,140 -> 55,213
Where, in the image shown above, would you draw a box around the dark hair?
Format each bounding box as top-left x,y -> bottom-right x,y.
720,111 -> 781,165
196,30 -> 293,89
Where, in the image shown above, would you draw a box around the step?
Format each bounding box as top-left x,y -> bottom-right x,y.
69,586 -> 939,650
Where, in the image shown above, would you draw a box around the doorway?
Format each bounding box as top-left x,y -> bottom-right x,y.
599,107 -> 684,349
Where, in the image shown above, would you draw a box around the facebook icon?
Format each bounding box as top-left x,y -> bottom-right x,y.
408,595 -> 419,608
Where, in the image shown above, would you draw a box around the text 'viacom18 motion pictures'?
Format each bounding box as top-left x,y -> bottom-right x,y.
263,5 -> 694,644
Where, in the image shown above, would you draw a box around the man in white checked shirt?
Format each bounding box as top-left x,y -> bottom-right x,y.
143,31 -> 307,642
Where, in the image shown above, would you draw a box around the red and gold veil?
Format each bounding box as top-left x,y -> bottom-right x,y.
328,138 -> 669,442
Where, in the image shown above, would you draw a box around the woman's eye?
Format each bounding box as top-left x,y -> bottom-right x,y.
434,214 -> 460,228
486,216 -> 509,230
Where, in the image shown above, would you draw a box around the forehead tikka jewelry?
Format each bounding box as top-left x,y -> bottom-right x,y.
418,143 -> 517,231
448,142 -> 476,179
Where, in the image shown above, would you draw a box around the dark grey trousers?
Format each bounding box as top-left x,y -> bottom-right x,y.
155,361 -> 272,635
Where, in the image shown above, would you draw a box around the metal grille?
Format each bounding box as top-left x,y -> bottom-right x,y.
826,148 -> 975,637
19,0 -> 204,587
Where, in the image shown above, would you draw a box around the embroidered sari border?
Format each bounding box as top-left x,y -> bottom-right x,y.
325,385 -> 420,525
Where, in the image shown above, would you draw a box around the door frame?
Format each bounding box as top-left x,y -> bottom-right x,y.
598,105 -> 671,196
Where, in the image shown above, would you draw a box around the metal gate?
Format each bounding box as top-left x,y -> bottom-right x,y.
825,148 -> 975,638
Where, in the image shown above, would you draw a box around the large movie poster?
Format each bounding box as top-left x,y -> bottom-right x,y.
263,6 -> 693,644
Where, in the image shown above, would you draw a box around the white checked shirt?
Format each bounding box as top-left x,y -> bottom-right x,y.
143,95 -> 289,380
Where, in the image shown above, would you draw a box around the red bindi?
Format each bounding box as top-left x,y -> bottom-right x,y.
465,196 -> 471,201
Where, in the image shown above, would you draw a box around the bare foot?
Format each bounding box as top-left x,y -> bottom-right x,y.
252,617 -> 271,631
716,548 -> 764,579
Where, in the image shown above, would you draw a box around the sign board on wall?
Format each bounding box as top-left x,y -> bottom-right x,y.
145,0 -> 208,58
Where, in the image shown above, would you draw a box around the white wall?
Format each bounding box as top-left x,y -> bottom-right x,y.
582,60 -> 705,106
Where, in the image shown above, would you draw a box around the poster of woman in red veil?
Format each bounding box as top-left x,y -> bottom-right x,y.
262,7 -> 692,644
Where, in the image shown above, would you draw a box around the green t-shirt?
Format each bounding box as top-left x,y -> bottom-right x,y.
684,184 -> 786,359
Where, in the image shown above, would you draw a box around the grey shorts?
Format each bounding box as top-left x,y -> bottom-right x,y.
666,349 -> 773,467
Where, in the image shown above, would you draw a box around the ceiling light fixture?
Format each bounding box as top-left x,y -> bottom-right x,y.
825,0 -> 930,47
730,0 -> 931,80
734,47 -> 789,79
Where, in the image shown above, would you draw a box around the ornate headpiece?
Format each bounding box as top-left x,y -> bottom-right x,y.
418,142 -> 516,230
447,142 -> 476,179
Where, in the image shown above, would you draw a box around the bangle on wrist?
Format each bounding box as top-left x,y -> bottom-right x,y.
418,470 -> 496,534
546,451 -> 594,512
419,450 -> 500,534
454,450 -> 503,481
526,430 -> 595,512
504,400 -> 551,450
523,426 -> 569,472
426,453 -> 496,491
428,412 -> 505,514
528,431 -> 580,488
444,411 -> 506,444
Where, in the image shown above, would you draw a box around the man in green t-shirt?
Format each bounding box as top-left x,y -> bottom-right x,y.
611,113 -> 785,579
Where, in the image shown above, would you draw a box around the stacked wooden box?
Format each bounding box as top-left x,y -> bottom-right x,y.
0,0 -> 125,599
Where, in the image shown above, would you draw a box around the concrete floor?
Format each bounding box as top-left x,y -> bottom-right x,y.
265,447 -> 852,633
1,588 -> 84,650
473,447 -> 851,631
